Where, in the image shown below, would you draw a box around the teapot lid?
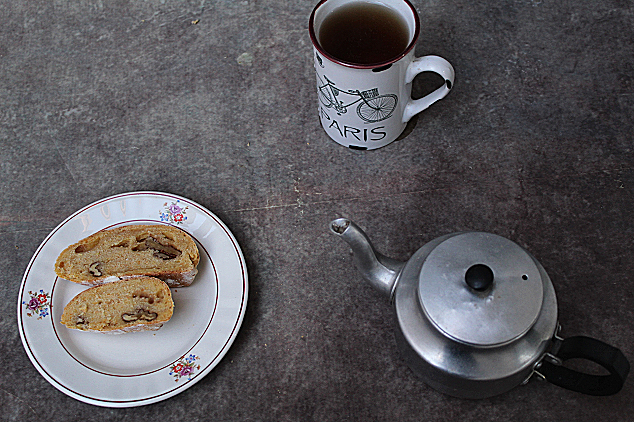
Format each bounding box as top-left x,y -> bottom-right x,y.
418,232 -> 544,347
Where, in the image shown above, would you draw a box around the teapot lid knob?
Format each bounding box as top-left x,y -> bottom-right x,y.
465,264 -> 494,291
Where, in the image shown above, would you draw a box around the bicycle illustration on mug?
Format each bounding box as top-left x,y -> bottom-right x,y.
317,74 -> 398,123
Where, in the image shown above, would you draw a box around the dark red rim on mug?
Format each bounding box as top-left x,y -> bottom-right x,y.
309,0 -> 421,69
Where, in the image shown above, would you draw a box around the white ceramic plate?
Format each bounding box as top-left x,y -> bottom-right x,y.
17,192 -> 248,407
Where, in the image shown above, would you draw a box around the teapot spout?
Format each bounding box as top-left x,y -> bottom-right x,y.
330,218 -> 405,299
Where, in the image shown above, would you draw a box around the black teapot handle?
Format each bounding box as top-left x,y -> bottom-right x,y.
538,336 -> 630,396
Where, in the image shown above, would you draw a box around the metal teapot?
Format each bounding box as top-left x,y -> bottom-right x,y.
330,218 -> 629,399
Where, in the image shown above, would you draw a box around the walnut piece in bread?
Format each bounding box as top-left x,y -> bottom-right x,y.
60,276 -> 174,333
54,224 -> 199,287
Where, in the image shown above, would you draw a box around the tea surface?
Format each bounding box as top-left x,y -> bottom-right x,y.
318,2 -> 410,65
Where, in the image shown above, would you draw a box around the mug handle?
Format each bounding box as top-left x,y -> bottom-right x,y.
402,55 -> 455,123
537,336 -> 630,396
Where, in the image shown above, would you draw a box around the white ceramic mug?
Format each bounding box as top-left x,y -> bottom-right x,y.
309,0 -> 455,150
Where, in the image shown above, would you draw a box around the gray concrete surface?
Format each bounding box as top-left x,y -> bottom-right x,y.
1,0 -> 633,420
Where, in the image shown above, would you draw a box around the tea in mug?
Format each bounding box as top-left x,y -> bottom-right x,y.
318,2 -> 410,65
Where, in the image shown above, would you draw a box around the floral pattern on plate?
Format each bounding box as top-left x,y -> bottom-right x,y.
159,200 -> 188,225
169,354 -> 201,382
23,289 -> 51,319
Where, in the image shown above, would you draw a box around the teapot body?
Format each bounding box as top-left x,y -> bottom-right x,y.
391,233 -> 558,398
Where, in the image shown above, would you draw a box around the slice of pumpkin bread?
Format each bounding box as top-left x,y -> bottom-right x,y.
60,276 -> 174,333
55,224 -> 199,287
